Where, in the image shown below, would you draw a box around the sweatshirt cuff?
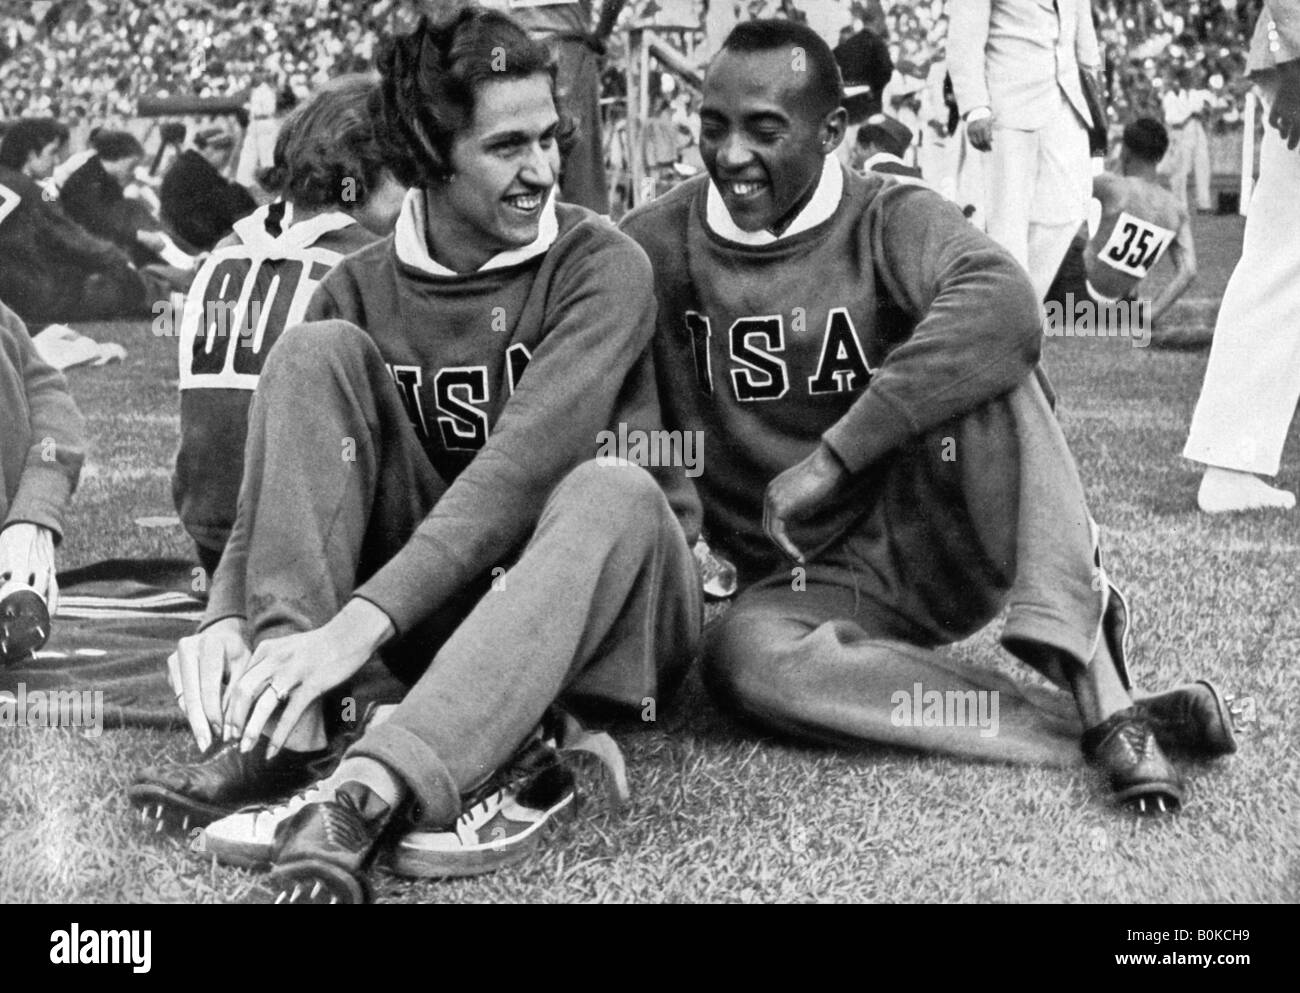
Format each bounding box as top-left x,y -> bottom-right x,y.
821,389 -> 920,474
4,467 -> 74,542
353,534 -> 467,637
202,576 -> 246,630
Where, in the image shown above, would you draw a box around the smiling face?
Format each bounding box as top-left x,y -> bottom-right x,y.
699,48 -> 844,234
425,73 -> 560,273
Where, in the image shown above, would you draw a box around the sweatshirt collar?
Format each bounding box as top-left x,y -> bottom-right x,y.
704,154 -> 843,246
394,187 -> 559,276
231,202 -> 358,257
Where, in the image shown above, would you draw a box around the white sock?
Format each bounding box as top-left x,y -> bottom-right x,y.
321,756 -> 404,808
1197,467 -> 1296,513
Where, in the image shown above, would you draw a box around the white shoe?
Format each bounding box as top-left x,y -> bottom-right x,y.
194,782 -> 334,868
387,737 -> 577,879
1197,467 -> 1296,513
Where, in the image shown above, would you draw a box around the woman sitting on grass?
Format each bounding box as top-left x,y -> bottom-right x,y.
172,73 -> 407,577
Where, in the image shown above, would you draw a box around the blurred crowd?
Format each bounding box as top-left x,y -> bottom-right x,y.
0,0 -> 420,124
0,2 -> 1269,130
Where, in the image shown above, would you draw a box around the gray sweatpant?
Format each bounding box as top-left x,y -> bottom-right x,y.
231,321 -> 702,826
704,373 -> 1105,768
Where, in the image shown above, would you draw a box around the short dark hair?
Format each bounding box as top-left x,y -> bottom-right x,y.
1123,118 -> 1169,163
375,6 -> 575,187
92,129 -> 145,162
719,18 -> 844,118
0,117 -> 69,170
258,73 -> 393,211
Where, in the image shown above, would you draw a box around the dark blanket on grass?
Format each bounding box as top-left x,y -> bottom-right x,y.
0,559 -> 406,729
1,559 -> 199,728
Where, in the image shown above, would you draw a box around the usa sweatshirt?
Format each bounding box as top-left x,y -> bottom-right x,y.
620,158 -> 1042,571
204,192 -> 679,634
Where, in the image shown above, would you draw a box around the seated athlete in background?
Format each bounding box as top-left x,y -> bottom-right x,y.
60,130 -> 174,269
130,6 -> 700,904
0,300 -> 85,667
0,119 -> 172,326
1045,118 -> 1197,329
159,126 -> 258,253
173,74 -> 406,577
849,114 -> 921,179
621,19 -> 1236,816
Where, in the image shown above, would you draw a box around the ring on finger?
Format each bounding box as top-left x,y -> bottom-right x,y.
267,682 -> 288,703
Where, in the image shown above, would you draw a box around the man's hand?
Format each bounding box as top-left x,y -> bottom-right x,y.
0,523 -> 58,614
967,116 -> 995,152
167,617 -> 250,751
223,598 -> 394,759
763,443 -> 851,563
1269,62 -> 1300,150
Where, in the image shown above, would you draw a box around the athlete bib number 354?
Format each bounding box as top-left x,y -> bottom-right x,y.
1100,211 -> 1175,279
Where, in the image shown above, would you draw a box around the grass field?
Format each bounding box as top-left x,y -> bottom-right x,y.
1,212 -> 1297,903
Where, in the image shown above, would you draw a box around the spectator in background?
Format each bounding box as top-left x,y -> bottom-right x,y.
235,74 -> 280,191
1161,66 -> 1214,212
59,129 -> 172,267
173,74 -> 405,575
0,118 -> 169,324
0,298 -> 85,666
850,113 -> 921,178
160,126 -> 256,252
948,0 -> 1102,300
0,116 -> 67,189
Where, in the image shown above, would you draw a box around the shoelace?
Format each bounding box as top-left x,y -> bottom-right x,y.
456,744 -> 555,823
320,789 -> 387,850
1112,720 -> 1152,761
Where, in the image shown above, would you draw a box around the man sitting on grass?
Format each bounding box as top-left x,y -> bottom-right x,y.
620,18 -> 1236,817
1045,118 -> 1197,335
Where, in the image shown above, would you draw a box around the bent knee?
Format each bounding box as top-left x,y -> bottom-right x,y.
267,319 -> 376,378
702,607 -> 804,719
556,459 -> 670,521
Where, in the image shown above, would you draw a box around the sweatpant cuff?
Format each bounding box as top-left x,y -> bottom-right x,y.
1001,603 -> 1100,672
346,722 -> 460,828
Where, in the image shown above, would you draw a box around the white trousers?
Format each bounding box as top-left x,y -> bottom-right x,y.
1184,122 -> 1300,476
983,97 -> 1092,300
1165,119 -> 1212,212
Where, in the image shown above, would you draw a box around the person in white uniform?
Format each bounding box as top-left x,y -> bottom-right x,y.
947,0 -> 1100,300
1183,1 -> 1300,514
1161,67 -> 1214,214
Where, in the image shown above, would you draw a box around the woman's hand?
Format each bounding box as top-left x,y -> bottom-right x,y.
167,616 -> 250,751
223,599 -> 395,758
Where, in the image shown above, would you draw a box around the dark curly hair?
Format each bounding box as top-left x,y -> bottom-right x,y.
1122,118 -> 1170,165
91,129 -> 145,162
374,4 -> 576,188
0,117 -> 69,170
258,73 -> 390,211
